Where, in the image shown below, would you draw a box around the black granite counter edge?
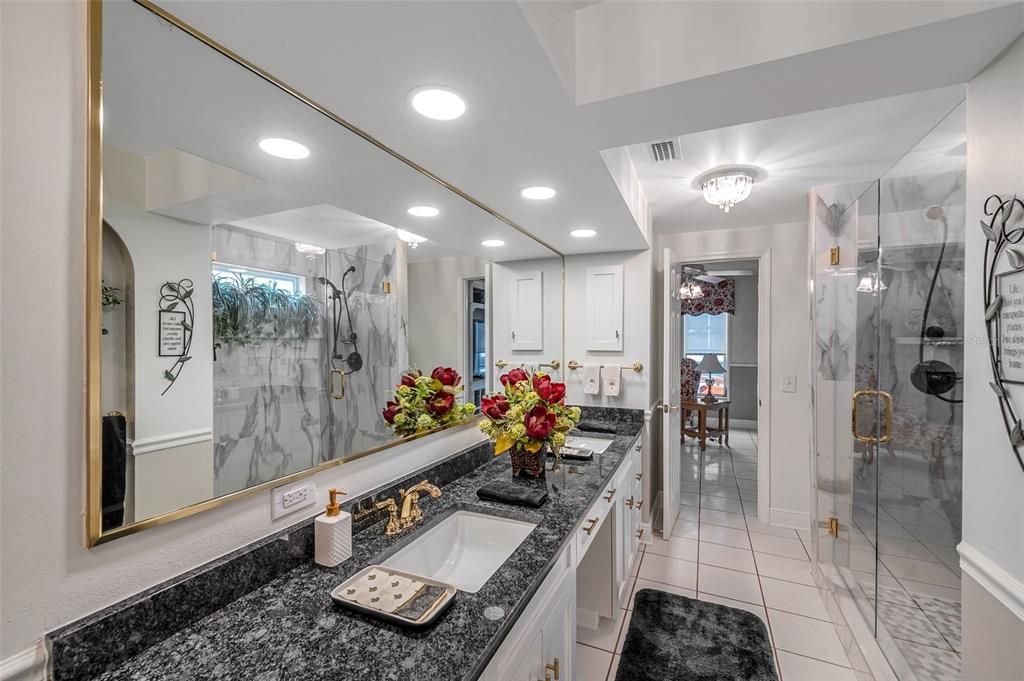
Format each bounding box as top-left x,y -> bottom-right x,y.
51,406 -> 644,681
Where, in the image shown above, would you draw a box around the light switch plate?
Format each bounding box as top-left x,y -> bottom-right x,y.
271,480 -> 318,520
782,375 -> 797,393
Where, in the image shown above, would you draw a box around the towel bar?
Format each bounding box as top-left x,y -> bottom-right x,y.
566,360 -> 643,374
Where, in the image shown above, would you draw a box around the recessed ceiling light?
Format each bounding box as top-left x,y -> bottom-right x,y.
407,206 -> 440,218
520,185 -> 556,201
570,228 -> 596,238
410,86 -> 466,121
396,229 -> 428,249
481,239 -> 505,247
258,137 -> 310,160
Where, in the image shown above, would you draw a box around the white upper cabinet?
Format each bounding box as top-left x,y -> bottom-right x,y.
585,265 -> 624,351
511,270 -> 543,351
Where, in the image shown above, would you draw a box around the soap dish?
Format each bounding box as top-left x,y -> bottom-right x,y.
548,446 -> 593,461
330,565 -> 456,628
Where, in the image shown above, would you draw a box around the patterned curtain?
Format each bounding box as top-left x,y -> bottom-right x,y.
682,279 -> 736,316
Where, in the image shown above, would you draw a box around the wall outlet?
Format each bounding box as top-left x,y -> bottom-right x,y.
782,375 -> 797,393
271,481 -> 318,520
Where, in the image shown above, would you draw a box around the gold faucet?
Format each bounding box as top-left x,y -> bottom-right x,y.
374,479 -> 442,535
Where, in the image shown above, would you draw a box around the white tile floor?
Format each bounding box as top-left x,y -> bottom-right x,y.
575,429 -> 858,681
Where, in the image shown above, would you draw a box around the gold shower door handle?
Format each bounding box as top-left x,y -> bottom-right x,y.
851,389 -> 893,444
330,369 -> 346,400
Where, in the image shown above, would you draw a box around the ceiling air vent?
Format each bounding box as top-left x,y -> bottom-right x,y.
649,140 -> 678,162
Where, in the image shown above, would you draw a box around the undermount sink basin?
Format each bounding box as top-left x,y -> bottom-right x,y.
566,435 -> 613,454
382,511 -> 536,593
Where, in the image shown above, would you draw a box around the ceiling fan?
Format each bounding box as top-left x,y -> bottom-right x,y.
682,264 -> 754,284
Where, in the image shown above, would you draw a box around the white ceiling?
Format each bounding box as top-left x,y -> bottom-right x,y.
622,86 -> 967,234
126,0 -> 1022,253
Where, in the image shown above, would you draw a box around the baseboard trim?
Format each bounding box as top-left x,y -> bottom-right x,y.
730,418 -> 758,429
0,643 -> 46,681
958,541 -> 1024,621
132,428 -> 213,455
769,507 -> 811,531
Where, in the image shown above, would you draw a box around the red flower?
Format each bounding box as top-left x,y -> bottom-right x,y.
431,366 -> 461,387
426,390 -> 455,416
500,368 -> 529,387
524,404 -> 556,440
400,370 -> 421,387
532,374 -> 566,405
481,394 -> 511,420
382,400 -> 401,424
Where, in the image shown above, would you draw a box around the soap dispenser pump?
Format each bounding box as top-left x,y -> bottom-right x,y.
315,488 -> 352,568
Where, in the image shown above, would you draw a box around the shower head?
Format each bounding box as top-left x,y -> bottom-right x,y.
316,276 -> 341,299
926,206 -> 945,221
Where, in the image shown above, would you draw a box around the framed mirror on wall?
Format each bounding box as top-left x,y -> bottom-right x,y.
86,0 -> 563,546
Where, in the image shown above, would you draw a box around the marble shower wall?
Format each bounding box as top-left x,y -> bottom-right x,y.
210,227 -> 404,497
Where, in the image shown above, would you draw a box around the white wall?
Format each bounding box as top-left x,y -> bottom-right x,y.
961,34 -> 1024,677
563,250 -> 652,411
655,222 -> 812,521
407,255 -> 487,374
0,1 -> 491,661
490,257 -> 564,384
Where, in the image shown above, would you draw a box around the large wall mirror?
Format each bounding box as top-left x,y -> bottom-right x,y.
87,0 -> 564,545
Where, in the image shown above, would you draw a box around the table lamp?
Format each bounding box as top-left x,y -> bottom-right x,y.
697,353 -> 726,403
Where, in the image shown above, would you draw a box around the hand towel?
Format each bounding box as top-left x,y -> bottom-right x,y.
476,480 -> 549,508
602,365 -> 622,397
583,364 -> 601,395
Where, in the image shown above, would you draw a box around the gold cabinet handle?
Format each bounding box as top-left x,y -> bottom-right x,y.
636,528 -> 644,539
583,517 -> 599,535
634,444 -> 642,452
545,658 -> 560,680
495,359 -> 508,369
604,488 -> 617,502
851,389 -> 893,443
625,496 -> 634,509
636,499 -> 644,511
330,369 -> 346,400
635,472 -> 642,481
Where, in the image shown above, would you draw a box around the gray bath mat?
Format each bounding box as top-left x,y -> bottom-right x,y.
616,589 -> 779,681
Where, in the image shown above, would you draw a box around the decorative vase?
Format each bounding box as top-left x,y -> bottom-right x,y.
510,445 -> 546,478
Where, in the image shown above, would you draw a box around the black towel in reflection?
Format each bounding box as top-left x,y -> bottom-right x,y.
576,421 -> 616,434
476,480 -> 548,508
102,414 -> 127,531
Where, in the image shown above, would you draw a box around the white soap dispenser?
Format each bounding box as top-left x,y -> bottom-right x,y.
315,488 -> 352,568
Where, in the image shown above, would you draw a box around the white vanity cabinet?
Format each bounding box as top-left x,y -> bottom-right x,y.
584,265 -> 624,351
482,545 -> 576,681
510,270 -> 544,351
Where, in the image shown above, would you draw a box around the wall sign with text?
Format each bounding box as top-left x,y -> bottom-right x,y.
981,194 -> 1024,474
158,279 -> 194,395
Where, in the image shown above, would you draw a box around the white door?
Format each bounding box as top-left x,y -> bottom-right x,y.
662,249 -> 682,537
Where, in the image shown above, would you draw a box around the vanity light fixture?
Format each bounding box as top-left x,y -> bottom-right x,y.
520,186 -> 556,201
409,86 -> 466,121
570,228 -> 596,238
258,137 -> 310,160
294,242 -> 326,258
407,206 -> 440,218
396,229 -> 428,249
481,239 -> 505,248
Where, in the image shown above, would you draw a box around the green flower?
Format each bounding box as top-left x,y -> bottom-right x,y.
416,414 -> 436,431
551,431 -> 566,449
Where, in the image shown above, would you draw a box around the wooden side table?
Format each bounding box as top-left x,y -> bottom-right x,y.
682,399 -> 731,451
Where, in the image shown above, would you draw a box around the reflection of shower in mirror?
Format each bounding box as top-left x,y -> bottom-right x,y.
318,266 -> 363,375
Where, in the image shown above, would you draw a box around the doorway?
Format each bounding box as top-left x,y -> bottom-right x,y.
464,277 -> 487,405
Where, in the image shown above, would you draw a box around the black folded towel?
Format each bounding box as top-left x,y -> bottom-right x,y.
576,421 -> 616,434
476,480 -> 548,508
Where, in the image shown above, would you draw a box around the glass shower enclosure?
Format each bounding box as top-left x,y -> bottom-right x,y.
811,101 -> 966,681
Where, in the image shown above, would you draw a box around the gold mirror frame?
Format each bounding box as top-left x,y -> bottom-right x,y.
85,0 -> 564,546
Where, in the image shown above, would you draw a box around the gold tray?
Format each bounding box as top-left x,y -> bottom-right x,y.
330,565 -> 456,628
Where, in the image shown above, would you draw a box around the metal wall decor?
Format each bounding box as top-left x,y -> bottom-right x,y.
158,279 -> 194,395
980,193 -> 1024,473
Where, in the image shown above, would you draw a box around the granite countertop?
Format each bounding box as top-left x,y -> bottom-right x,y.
90,419 -> 642,681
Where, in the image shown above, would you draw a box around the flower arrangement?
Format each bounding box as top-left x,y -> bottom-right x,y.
479,368 -> 581,476
382,367 -> 477,437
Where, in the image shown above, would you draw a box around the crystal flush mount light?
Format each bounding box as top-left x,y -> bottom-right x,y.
680,280 -> 704,300
396,229 -> 428,249
700,170 -> 754,213
295,242 -> 326,258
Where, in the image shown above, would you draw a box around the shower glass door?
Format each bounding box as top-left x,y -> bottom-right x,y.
812,101 -> 966,681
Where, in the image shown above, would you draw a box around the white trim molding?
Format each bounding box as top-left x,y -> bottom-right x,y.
769,507 -> 811,532
131,428 -> 213,456
0,642 -> 46,681
958,541 -> 1024,621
